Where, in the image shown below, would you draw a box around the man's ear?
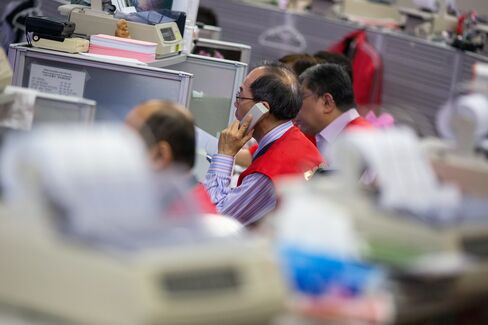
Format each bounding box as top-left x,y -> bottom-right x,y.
260,101 -> 271,111
321,93 -> 335,113
151,141 -> 174,170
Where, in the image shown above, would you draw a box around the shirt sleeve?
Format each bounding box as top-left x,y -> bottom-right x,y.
204,154 -> 276,225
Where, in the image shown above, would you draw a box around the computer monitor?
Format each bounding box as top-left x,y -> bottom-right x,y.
169,55 -> 247,138
196,24 -> 222,40
33,92 -> 96,125
0,87 -> 96,129
192,38 -> 252,66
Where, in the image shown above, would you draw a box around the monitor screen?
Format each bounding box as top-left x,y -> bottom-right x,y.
160,27 -> 176,42
192,46 -> 242,62
196,25 -> 222,40
192,39 -> 251,65
0,87 -> 96,131
128,0 -> 173,11
33,94 -> 96,125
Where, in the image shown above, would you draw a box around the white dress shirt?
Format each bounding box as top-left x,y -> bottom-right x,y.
315,108 -> 360,151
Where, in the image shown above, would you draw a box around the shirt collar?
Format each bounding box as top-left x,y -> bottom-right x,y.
253,121 -> 293,159
316,108 -> 359,145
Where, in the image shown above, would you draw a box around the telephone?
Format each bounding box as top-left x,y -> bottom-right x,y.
241,102 -> 268,131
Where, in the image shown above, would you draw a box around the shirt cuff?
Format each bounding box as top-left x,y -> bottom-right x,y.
208,154 -> 234,176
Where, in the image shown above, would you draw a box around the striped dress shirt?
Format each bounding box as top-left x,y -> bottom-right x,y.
204,121 -> 294,225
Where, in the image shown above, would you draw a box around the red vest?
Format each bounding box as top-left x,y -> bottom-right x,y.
304,132 -> 317,146
237,126 -> 323,186
192,184 -> 218,214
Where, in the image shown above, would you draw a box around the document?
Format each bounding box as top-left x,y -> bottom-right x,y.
28,64 -> 86,97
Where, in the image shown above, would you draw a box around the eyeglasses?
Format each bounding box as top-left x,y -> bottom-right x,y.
302,93 -> 314,100
235,90 -> 256,103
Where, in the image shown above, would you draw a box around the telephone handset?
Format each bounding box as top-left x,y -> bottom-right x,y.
240,102 -> 268,131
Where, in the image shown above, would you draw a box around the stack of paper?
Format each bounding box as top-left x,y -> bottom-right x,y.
89,34 -> 157,63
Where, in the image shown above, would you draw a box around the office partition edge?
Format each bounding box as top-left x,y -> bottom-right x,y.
8,44 -> 194,109
185,54 -> 247,126
178,72 -> 194,108
8,46 -> 25,87
229,61 -> 247,125
9,45 -> 193,86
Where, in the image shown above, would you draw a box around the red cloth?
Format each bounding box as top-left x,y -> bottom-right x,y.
168,183 -> 217,217
328,30 -> 383,109
252,131 -> 318,149
304,132 -> 317,146
237,126 -> 323,186
192,183 -> 218,214
248,143 -> 259,155
345,116 -> 373,130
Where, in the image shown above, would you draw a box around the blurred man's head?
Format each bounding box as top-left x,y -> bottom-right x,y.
126,100 -> 195,171
279,53 -> 319,76
295,63 -> 356,135
314,51 -> 353,82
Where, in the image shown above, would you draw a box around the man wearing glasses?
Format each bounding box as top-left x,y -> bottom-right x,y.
204,62 -> 323,226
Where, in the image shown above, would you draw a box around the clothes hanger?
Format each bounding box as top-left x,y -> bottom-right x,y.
258,13 -> 307,53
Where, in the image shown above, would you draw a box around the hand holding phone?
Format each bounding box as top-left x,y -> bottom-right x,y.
217,103 -> 267,156
240,102 -> 268,131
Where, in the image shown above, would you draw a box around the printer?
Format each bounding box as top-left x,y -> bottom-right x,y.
0,125 -> 286,325
59,0 -> 183,58
282,124 -> 488,298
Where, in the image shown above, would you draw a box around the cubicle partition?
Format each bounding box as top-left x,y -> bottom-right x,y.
33,92 -> 96,125
170,54 -> 247,137
170,54 -> 247,182
8,45 -> 247,182
8,45 -> 193,121
376,31 -> 458,135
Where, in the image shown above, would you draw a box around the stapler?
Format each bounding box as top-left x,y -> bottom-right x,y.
25,16 -> 89,53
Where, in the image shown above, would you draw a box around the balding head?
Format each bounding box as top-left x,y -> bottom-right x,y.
126,100 -> 195,170
248,62 -> 302,120
126,100 -> 192,130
